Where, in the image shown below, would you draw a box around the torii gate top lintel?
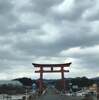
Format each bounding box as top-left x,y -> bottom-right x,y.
32,62 -> 71,67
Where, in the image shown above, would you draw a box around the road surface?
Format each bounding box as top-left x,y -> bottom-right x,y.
37,87 -> 83,100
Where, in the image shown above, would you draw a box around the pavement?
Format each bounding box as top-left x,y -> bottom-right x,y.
37,87 -> 83,100
38,95 -> 83,100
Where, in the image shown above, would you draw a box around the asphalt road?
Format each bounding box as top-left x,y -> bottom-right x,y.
38,95 -> 83,100
37,87 -> 83,100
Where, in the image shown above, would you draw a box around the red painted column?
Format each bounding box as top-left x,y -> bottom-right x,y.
39,66 -> 43,93
40,66 -> 43,80
61,66 -> 65,92
61,66 -> 64,79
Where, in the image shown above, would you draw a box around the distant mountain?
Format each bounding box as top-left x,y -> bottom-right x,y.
91,77 -> 99,83
0,80 -> 22,86
92,77 -> 99,80
12,76 -> 97,87
13,77 -> 33,86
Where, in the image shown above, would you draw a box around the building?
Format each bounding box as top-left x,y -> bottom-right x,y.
89,84 -> 97,93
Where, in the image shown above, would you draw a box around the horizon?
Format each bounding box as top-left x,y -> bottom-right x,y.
0,75 -> 97,81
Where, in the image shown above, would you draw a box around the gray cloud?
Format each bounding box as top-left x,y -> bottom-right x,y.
0,0 -> 19,35
49,0 -> 94,22
30,0 -> 63,14
0,0 -> 99,79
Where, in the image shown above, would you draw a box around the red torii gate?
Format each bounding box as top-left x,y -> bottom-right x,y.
32,62 -> 71,93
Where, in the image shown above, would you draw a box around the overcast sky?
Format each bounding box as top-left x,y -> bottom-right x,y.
0,0 -> 99,80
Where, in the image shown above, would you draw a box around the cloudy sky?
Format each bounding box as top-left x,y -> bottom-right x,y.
0,0 -> 99,80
